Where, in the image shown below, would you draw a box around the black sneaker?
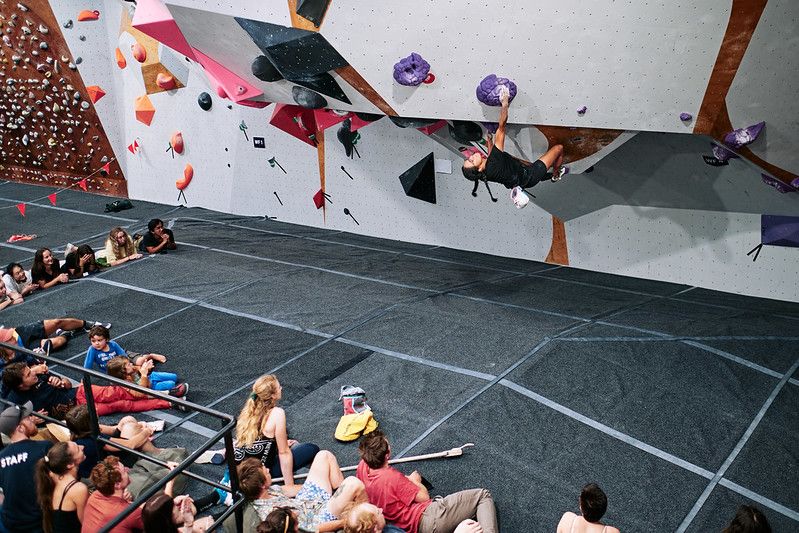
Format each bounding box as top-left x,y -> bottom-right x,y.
172,401 -> 189,413
55,328 -> 78,339
83,321 -> 112,333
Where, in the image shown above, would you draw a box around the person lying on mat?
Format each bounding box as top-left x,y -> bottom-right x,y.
556,483 -> 619,533
62,244 -> 101,279
222,452 -> 366,533
31,247 -> 69,289
139,218 -> 177,254
104,227 -> 143,266
353,430 -> 498,533
2,262 -> 38,299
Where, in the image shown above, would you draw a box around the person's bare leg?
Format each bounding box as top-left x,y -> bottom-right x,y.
328,477 -> 366,516
303,450 -> 344,494
119,421 -> 160,453
42,318 -> 84,336
537,144 -> 564,173
43,336 -> 67,351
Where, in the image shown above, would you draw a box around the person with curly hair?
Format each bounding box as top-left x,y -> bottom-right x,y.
31,248 -> 69,289
81,456 -> 144,532
104,227 -> 142,267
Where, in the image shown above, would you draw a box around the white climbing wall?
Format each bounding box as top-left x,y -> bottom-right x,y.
32,0 -> 799,303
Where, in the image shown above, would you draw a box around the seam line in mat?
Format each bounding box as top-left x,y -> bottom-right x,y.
675,356 -> 799,532
152,270 -> 525,440
394,285 -> 695,457
0,195 -> 137,222
717,479 -> 799,522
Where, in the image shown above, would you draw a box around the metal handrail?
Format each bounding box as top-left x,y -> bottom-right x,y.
0,340 -> 244,532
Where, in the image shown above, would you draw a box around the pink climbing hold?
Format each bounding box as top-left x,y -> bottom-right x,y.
156,72 -> 176,90
131,42 -> 147,63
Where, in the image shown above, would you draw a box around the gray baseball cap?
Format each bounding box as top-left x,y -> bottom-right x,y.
0,401 -> 34,437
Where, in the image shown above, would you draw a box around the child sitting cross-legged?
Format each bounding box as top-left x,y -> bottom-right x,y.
106,356 -> 187,400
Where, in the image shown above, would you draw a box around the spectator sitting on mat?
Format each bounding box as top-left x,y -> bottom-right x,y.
354,430 -> 498,533
104,227 -> 143,267
31,247 -> 70,289
81,456 -> 146,532
222,452 -> 367,533
2,361 -> 177,419
64,405 -> 190,500
139,218 -> 177,254
203,375 -> 319,509
62,244 -> 100,279
556,483 -> 619,533
107,355 -> 188,399
34,440 -> 89,533
3,262 -> 38,299
84,325 -> 166,373
142,492 -> 216,533
0,401 -> 52,533
0,276 -> 23,310
722,504 -> 771,533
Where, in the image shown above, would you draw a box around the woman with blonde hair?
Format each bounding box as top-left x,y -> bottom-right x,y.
104,227 -> 142,266
208,375 -> 319,508
34,441 -> 89,533
234,374 -> 319,485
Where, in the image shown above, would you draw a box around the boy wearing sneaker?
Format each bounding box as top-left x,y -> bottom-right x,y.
462,86 -> 566,208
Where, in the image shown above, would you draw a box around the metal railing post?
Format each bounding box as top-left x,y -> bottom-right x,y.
80,374 -> 101,439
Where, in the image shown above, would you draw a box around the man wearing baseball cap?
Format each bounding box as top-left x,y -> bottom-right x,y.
0,401 -> 52,533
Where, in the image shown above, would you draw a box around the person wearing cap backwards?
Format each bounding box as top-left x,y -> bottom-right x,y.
0,401 -> 52,533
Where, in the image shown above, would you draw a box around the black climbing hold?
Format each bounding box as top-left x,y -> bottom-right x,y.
354,112 -> 383,122
399,152 -> 436,204
251,55 -> 283,82
337,119 -> 359,159
292,86 -> 327,109
389,116 -> 438,129
449,121 -> 483,143
295,0 -> 332,27
294,73 -> 350,104
197,92 -> 212,111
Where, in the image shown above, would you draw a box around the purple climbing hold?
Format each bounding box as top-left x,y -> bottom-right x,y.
393,53 -> 431,87
680,112 -> 692,121
712,143 -> 737,162
761,174 -> 797,194
792,177 -> 799,189
482,122 -> 499,134
475,74 -> 517,106
723,121 -> 765,149
577,106 -> 587,115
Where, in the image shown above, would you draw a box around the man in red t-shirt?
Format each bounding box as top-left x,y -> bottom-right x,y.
81,456 -> 144,533
353,431 -> 498,533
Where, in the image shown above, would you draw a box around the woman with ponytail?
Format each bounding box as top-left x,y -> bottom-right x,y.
233,374 -> 319,486
35,441 -> 89,533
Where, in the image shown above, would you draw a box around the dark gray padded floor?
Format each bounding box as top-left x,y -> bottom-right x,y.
1,181 -> 797,532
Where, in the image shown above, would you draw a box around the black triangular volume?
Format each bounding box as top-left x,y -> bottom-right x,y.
399,152 -> 436,204
291,73 -> 351,104
296,0 -> 332,27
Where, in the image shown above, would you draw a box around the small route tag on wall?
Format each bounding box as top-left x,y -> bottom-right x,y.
253,137 -> 265,148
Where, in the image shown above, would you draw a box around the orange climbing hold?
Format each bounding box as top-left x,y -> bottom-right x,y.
131,43 -> 147,63
86,85 -> 106,104
115,48 -> 127,69
176,164 -> 193,190
77,10 -> 100,21
170,132 -> 184,154
134,95 -> 156,126
156,72 -> 175,90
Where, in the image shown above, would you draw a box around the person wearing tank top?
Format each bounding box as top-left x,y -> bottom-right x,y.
34,441 -> 89,533
556,483 -> 620,533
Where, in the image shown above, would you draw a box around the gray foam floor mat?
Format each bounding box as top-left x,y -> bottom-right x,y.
1,181 -> 796,531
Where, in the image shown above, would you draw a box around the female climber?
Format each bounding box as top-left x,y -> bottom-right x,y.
462,86 -> 566,208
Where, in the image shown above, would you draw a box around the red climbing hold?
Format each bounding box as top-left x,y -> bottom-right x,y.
77,10 -> 100,21
156,72 -> 175,90
171,132 -> 184,154
313,189 -> 325,209
176,164 -> 193,190
423,73 -> 435,84
86,85 -> 106,104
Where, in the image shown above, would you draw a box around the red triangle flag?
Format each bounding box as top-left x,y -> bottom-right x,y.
47,193 -> 57,205
16,203 -> 25,216
127,140 -> 137,153
101,163 -> 111,175
78,179 -> 88,192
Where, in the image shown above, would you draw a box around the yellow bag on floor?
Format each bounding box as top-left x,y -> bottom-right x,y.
335,410 -> 378,442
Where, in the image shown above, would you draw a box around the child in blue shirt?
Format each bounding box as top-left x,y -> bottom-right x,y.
83,326 -> 175,391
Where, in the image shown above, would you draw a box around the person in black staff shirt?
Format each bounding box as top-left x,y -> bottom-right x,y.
0,401 -> 52,533
139,218 -> 177,254
461,87 -> 566,208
